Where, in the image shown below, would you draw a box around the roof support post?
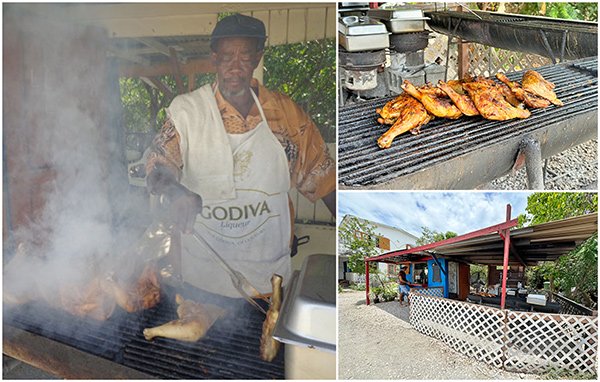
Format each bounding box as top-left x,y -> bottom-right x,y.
365,260 -> 371,305
500,204 -> 512,309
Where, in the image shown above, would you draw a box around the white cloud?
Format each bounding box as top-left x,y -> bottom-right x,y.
338,191 -> 533,237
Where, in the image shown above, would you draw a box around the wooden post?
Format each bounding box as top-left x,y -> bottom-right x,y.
365,260 -> 370,305
457,5 -> 470,78
169,47 -> 185,95
500,204 -> 512,310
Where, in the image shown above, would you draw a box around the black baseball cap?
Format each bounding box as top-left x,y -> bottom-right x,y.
210,14 -> 267,51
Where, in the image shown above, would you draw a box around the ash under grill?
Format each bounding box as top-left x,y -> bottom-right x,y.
338,57 -> 598,188
4,284 -> 283,379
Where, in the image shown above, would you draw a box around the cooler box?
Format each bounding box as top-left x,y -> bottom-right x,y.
527,294 -> 547,306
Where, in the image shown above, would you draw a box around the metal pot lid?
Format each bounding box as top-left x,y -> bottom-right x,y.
368,8 -> 428,20
338,15 -> 388,35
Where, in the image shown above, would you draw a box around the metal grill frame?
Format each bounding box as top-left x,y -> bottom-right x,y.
338,58 -> 598,189
410,291 -> 598,376
3,285 -> 285,380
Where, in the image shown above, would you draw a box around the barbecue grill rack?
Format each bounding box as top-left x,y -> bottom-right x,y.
425,10 -> 598,61
3,284 -> 284,379
338,57 -> 598,188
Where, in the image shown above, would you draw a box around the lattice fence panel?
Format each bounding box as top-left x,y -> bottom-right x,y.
504,311 -> 598,376
412,287 -> 444,298
424,31 -> 458,80
468,44 -> 553,77
410,292 -> 505,368
426,35 -> 555,80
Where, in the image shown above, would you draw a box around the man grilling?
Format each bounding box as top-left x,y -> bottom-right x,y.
398,265 -> 418,306
146,14 -> 335,298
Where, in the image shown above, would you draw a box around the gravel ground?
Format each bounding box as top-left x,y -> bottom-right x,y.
480,140 -> 598,190
338,290 -> 540,380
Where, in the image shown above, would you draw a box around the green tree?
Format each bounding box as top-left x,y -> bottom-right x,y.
521,192 -> 597,226
522,192 -> 598,307
263,39 -> 336,142
475,2 -> 597,22
119,39 -> 336,143
338,216 -> 379,275
415,227 -> 458,246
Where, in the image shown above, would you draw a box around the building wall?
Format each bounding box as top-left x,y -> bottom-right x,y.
338,215 -> 418,282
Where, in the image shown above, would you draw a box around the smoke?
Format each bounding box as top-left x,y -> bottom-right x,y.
3,3 -> 150,334
4,6 -> 273,367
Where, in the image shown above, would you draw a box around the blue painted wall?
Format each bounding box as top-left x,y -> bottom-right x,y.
427,258 -> 449,297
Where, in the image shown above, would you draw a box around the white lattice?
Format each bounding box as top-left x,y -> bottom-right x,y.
410,292 -> 505,368
408,294 -> 599,376
424,33 -> 554,80
469,44 -> 553,77
504,311 -> 598,376
412,287 -> 444,298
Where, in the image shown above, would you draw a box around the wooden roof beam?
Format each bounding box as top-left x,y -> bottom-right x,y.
108,49 -> 150,66
136,37 -> 182,60
140,76 -> 174,100
119,57 -> 215,78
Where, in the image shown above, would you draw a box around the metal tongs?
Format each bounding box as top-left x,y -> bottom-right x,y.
190,228 -> 268,315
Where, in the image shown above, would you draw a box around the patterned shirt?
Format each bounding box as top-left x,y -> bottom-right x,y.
146,80 -> 335,203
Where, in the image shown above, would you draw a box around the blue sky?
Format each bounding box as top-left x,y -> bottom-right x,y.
338,191 -> 533,238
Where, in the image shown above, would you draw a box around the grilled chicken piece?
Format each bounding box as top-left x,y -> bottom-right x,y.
377,93 -> 433,149
3,243 -> 41,305
260,274 -> 283,362
498,82 -> 524,108
463,78 -> 531,120
496,72 -> 551,108
437,80 -> 479,116
102,263 -> 161,313
59,277 -> 117,321
522,70 -> 563,106
143,294 -> 226,342
401,80 -> 462,119
444,75 -> 475,94
375,93 -> 414,125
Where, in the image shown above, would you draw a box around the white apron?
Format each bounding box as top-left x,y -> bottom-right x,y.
179,89 -> 292,297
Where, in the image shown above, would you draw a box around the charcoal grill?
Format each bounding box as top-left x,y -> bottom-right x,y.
338,57 -> 598,189
3,284 -> 284,379
425,10 -> 598,62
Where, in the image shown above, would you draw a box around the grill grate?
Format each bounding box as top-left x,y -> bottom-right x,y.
4,284 -> 284,379
338,57 -> 598,186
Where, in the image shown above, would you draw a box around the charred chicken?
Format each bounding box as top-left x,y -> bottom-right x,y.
376,93 -> 432,149
522,70 -> 563,106
401,80 -> 462,119
462,78 -> 531,120
260,274 -> 283,362
143,294 -> 226,342
496,72 -> 552,108
437,80 -> 479,116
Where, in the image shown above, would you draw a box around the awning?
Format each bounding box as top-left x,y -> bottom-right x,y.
368,212 -> 597,266
364,207 -> 597,308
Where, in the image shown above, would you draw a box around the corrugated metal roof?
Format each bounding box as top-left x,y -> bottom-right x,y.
368,212 -> 598,266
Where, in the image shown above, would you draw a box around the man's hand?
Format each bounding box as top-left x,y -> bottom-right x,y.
147,163 -> 202,233
169,192 -> 202,233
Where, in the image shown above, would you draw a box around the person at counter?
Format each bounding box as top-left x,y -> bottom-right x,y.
398,265 -> 418,306
145,14 -> 336,298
